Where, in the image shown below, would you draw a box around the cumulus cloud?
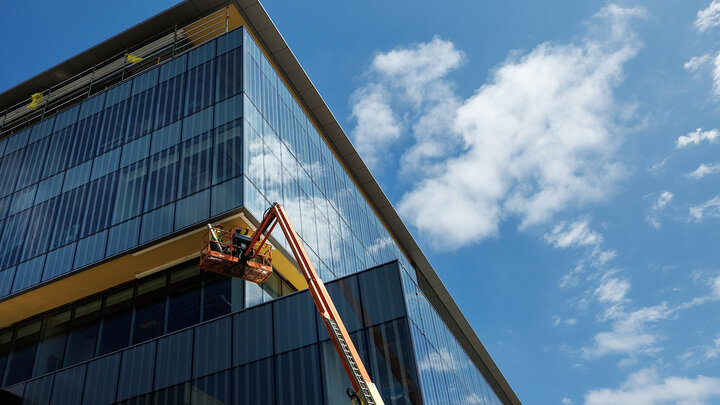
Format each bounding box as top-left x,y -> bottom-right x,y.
585,367 -> 720,405
689,196 -> 720,221
688,163 -> 720,179
387,6 -> 643,246
584,303 -> 671,358
349,36 -> 464,171
676,128 -> 720,148
695,0 -> 720,32
646,191 -> 673,229
684,53 -> 712,71
349,84 -> 402,168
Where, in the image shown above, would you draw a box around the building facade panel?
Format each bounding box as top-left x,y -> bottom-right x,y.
0,29 -> 246,298
0,261 -> 424,405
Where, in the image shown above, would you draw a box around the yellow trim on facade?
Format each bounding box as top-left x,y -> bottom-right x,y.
0,209 -> 306,329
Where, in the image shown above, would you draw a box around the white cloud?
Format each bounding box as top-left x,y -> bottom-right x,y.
349,84 -> 402,168
689,196 -> 720,221
695,0 -> 720,32
562,398 -> 573,405
684,53 -> 712,71
688,163 -> 720,179
349,36 -> 464,172
545,219 -> 603,249
584,303 -> 671,358
585,367 -> 720,405
706,337 -> 720,359
392,6 -> 643,246
713,52 -> 720,95
676,128 -> 720,148
646,191 -> 673,229
595,277 -> 631,303
553,315 -> 578,326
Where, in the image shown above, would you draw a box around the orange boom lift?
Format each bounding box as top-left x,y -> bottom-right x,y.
200,203 -> 385,405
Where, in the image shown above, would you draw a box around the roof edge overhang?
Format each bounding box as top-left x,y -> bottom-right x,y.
0,1 -> 521,403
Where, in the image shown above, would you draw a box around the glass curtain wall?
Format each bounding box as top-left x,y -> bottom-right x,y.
0,29 -> 246,298
1,262 -> 424,405
0,261 -> 293,388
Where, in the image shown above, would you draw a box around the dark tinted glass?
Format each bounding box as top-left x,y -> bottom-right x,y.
132,276 -> 166,344
186,60 -> 215,115
154,382 -> 190,405
213,120 -> 242,185
82,353 -> 121,405
49,364 -> 86,405
193,317 -> 231,378
0,149 -> 24,197
81,173 -> 118,237
167,265 -> 201,333
155,75 -> 186,129
34,310 -> 70,376
4,320 -> 41,385
178,131 -> 212,198
16,138 -> 49,190
202,272 -> 236,321
192,370 -> 230,405
276,345 -> 323,405
232,358 -> 274,405
64,298 -> 101,367
366,320 -> 423,404
112,159 -> 147,224
359,263 -> 406,326
97,100 -> 128,154
22,198 -> 57,261
117,341 -> 156,401
22,374 -> 53,405
0,330 -> 12,384
232,303 -> 273,366
126,88 -> 156,141
98,288 -> 133,355
43,125 -> 74,179
154,329 -> 192,390
216,48 -> 242,102
144,146 -> 178,211
273,291 -> 317,353
70,112 -> 102,167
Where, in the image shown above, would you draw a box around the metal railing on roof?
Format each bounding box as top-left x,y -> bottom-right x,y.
0,7 -> 230,138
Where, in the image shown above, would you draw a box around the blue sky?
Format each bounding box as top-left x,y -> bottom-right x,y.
3,1 -> 720,404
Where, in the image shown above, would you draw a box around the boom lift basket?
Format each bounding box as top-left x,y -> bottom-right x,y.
199,227 -> 273,283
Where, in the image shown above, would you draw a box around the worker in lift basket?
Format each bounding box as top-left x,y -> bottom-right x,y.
210,224 -> 227,254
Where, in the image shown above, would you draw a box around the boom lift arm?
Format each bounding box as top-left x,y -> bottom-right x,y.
200,203 -> 385,405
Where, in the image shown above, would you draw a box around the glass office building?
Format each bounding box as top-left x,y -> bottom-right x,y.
0,1 -> 519,404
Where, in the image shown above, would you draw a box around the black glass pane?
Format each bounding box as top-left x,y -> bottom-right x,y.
117,341 -> 156,401
232,304 -> 273,367
98,288 -> 133,355
276,345 -> 323,405
155,330 -> 192,390
155,75 -> 186,129
34,310 -> 70,376
126,88 -> 156,142
359,263 -> 406,326
64,299 -> 101,367
82,353 -> 121,405
192,370 -> 230,405
167,266 -> 201,333
233,358 -> 274,405
132,276 -> 166,344
366,320 -> 422,405
0,330 -> 13,385
154,383 -> 190,405
4,320 -> 41,385
185,60 -> 215,116
193,317 -> 231,379
97,100 -> 128,155
49,364 -> 86,405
